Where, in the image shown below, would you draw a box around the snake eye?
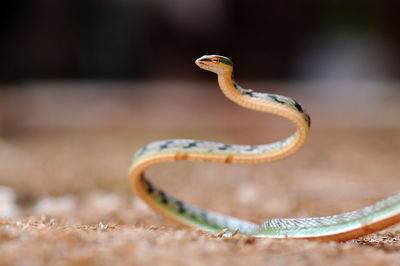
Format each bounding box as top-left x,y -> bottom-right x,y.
211,58 -> 220,63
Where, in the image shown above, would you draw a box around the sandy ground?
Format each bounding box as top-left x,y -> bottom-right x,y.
0,81 -> 400,265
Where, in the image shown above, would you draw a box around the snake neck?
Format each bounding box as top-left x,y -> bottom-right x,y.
217,72 -> 243,103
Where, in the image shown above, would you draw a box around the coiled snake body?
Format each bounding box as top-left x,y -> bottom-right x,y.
129,55 -> 400,241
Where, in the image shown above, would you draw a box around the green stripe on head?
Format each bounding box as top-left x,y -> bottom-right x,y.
218,56 -> 233,66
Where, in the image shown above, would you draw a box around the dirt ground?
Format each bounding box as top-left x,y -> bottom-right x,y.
0,81 -> 400,265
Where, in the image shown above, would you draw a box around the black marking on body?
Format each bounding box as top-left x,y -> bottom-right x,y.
293,100 -> 303,113
306,114 -> 311,128
234,82 -> 254,97
245,145 -> 256,151
137,144 -> 148,157
175,200 -> 186,213
269,95 -> 285,104
183,142 -> 197,149
245,91 -> 254,97
142,175 -> 154,194
160,140 -> 174,150
218,144 -> 231,151
158,190 -> 168,204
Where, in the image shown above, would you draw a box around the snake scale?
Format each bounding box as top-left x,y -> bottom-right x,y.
129,55 -> 400,241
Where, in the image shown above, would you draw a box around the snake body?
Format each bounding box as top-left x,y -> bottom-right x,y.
129,55 -> 400,241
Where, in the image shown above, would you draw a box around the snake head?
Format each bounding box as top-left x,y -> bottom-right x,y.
195,55 -> 233,75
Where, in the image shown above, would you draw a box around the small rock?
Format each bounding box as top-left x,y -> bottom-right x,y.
0,185 -> 20,218
34,196 -> 77,216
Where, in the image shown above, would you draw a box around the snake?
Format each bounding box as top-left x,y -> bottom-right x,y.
129,55 -> 400,241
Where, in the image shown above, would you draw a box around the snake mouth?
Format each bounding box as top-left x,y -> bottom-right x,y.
195,59 -> 207,65
195,60 -> 211,70
195,55 -> 215,66
195,57 -> 215,69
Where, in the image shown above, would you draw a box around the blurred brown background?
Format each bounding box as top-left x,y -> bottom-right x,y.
1,0 -> 400,81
